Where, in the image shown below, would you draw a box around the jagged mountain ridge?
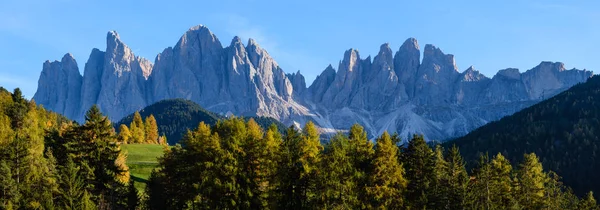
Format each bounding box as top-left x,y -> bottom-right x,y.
33,25 -> 593,141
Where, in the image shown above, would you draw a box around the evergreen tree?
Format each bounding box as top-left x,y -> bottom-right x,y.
429,145 -> 448,209
578,191 -> 598,210
468,154 -> 493,209
347,124 -> 374,208
366,132 -> 407,209
81,190 -> 97,210
73,105 -> 129,208
517,153 -> 547,209
57,158 -> 87,209
318,133 -> 357,209
490,153 -> 514,208
277,126 -> 305,209
443,145 -> 468,210
144,115 -> 159,144
404,134 -> 434,209
238,118 -> 276,209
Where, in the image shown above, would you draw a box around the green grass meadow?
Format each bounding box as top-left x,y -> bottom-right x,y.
121,144 -> 166,191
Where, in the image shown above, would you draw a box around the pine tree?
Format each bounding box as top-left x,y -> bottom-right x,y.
277,126 -> 304,209
444,145 -> 468,210
80,190 -> 97,210
404,134 -> 434,209
429,145 -> 448,209
144,115 -> 159,144
544,171 -> 569,209
517,153 -> 547,209
75,105 -> 129,208
578,191 -> 598,210
490,153 -> 514,208
347,124 -> 374,208
366,132 -> 407,209
277,122 -> 323,209
118,124 -> 131,144
318,133 -> 357,209
468,154 -> 494,209
57,158 -> 86,209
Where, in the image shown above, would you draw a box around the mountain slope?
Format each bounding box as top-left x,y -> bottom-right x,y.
115,98 -> 285,144
448,75 -> 600,197
34,25 -> 593,141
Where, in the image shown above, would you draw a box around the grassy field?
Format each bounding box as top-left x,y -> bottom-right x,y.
121,144 -> 166,191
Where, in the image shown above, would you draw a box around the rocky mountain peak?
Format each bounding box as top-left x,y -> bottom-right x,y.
394,38 -> 421,97
400,38 -> 420,51
341,49 -> 361,73
373,43 -> 394,72
461,66 -> 488,82
534,61 -> 566,72
106,30 -> 126,54
422,44 -> 457,72
62,53 -> 76,62
496,68 -> 521,80
247,38 -> 259,48
286,70 -> 307,96
230,36 -> 243,46
33,25 -> 595,143
34,53 -> 83,120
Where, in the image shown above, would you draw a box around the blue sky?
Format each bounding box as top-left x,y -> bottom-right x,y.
0,0 -> 598,98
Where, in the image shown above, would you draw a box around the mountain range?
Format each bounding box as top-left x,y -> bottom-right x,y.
33,24 -> 593,140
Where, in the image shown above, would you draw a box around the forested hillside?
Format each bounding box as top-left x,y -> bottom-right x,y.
449,75 -> 600,198
146,117 -> 597,209
115,99 -> 285,145
0,87 -> 136,209
1,86 -> 598,209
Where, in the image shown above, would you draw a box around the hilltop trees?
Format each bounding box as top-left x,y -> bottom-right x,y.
118,111 -> 161,144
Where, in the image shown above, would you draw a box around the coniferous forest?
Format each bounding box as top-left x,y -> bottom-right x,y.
0,86 -> 598,209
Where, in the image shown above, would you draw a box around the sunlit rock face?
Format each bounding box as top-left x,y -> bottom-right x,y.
34,26 -> 593,141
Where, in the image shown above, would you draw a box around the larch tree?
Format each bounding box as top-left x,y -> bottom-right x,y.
129,111 -> 145,144
490,153 -> 514,208
118,124 -> 131,144
366,132 -> 407,209
144,114 -> 159,144
516,153 -> 547,209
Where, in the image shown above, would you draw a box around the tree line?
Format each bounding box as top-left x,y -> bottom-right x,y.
0,86 -> 598,209
117,111 -> 166,145
0,88 -> 137,209
147,117 -> 599,209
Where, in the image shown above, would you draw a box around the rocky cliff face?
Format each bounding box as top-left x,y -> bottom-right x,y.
33,25 -> 593,141
33,53 -> 82,119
